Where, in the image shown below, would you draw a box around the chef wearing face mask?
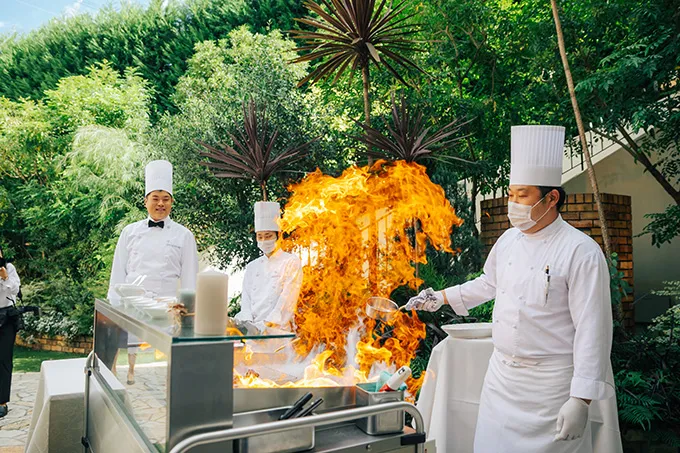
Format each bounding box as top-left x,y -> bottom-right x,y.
106,160 -> 199,383
234,201 -> 302,331
407,125 -> 615,453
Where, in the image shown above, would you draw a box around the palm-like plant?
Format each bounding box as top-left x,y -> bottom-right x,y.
195,99 -> 319,201
352,93 -> 472,164
290,0 -> 426,128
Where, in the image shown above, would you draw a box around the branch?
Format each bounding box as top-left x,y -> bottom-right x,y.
590,127 -> 641,160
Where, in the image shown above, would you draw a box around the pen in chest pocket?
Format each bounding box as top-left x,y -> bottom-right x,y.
544,265 -> 551,304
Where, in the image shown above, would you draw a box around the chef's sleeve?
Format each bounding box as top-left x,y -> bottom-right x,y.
568,250 -> 615,401
234,265 -> 254,322
180,231 -> 199,290
2,263 -> 21,298
265,256 -> 303,327
107,228 -> 129,302
442,239 -> 498,316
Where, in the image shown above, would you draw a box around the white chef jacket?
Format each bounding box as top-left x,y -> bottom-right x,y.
107,217 -> 199,301
0,263 -> 20,309
235,249 -> 302,328
445,215 -> 614,401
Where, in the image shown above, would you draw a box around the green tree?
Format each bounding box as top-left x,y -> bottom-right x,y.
291,0 -> 426,130
0,63 -> 152,283
151,27 -> 345,268
0,0 -> 307,117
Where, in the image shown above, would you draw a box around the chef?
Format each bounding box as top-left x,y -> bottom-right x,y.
407,125 -> 615,452
234,201 -> 302,331
107,160 -> 199,383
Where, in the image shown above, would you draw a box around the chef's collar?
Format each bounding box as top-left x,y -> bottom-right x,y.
521,215 -> 564,240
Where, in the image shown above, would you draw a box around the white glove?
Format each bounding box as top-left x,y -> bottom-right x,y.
405,288 -> 446,312
554,397 -> 589,441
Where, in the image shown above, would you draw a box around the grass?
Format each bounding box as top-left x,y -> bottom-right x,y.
12,345 -> 166,373
13,346 -> 86,373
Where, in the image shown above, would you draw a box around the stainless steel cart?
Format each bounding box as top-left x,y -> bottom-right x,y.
83,299 -> 431,453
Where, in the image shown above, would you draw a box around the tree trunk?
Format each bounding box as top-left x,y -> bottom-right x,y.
470,178 -> 480,238
550,0 -> 612,258
551,0 -> 620,322
361,64 -> 371,129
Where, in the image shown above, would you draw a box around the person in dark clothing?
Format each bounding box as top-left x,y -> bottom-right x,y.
0,246 -> 21,418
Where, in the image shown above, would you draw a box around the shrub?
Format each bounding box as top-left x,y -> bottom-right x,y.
613,281 -> 680,448
20,277 -> 94,339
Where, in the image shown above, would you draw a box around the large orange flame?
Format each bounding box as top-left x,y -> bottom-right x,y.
235,160 -> 462,396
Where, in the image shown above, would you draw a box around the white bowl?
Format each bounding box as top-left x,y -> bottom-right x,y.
154,296 -> 177,304
121,296 -> 140,308
114,284 -> 146,298
442,322 -> 493,339
130,297 -> 156,308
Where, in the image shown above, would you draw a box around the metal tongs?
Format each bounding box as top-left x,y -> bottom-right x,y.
278,392 -> 325,420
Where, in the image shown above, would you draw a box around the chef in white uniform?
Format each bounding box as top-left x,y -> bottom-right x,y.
234,201 -> 302,331
407,125 -> 615,453
107,160 -> 199,383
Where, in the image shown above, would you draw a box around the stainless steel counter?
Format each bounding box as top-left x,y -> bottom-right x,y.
84,300 -> 428,453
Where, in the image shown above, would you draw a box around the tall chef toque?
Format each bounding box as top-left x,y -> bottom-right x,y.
254,201 -> 281,232
510,125 -> 565,187
145,160 -> 173,196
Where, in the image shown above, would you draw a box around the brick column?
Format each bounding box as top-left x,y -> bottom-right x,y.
479,193 -> 634,328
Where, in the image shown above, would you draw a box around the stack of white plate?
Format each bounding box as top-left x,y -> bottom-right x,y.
119,296 -> 171,320
114,283 -> 146,298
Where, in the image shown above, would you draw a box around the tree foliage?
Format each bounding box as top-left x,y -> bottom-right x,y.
150,27 -> 346,268
0,0 -> 306,117
0,63 -> 151,286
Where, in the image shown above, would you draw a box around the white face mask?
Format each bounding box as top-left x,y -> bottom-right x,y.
507,194 -> 551,231
257,239 -> 277,255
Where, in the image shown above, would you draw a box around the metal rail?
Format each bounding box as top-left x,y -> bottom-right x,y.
168,401 -> 425,453
82,351 -> 95,453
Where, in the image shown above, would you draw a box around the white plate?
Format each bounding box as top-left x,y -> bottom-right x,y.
442,323 -> 492,339
143,304 -> 171,319
114,284 -> 146,298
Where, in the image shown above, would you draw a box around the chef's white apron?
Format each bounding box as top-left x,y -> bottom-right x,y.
474,349 -> 592,453
125,229 -> 182,349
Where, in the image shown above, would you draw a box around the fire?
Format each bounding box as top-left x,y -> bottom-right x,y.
235,160 -> 462,396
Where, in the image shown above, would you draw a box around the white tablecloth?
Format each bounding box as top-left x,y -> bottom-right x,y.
25,358 -> 126,453
417,336 -> 623,453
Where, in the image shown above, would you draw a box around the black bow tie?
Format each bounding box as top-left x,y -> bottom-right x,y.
148,220 -> 165,228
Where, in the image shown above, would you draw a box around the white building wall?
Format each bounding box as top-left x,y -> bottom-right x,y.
562,147 -> 680,323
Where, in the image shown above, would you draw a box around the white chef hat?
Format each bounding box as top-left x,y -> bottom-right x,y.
254,201 -> 280,232
510,125 -> 565,187
145,160 -> 173,196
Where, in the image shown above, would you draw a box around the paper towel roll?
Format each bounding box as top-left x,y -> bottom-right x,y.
194,269 -> 228,335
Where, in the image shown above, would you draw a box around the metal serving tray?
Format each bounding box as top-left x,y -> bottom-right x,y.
354,383 -> 405,435
233,407 -> 314,453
